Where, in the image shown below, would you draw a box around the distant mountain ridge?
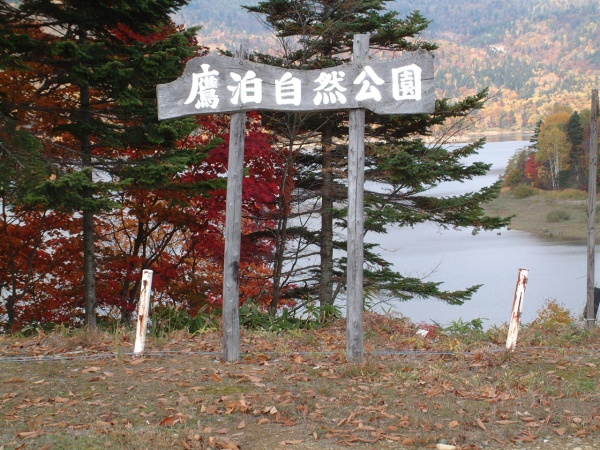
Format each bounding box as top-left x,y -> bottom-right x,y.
173,0 -> 600,130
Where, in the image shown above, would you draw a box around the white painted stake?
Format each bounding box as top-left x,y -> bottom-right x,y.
133,269 -> 153,356
506,268 -> 528,351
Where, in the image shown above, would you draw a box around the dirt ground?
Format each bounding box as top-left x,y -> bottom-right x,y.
1,312 -> 599,449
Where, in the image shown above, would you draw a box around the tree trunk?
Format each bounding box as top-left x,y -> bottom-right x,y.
269,141 -> 295,314
269,204 -> 288,314
319,123 -> 334,308
79,29 -> 96,330
83,209 -> 96,329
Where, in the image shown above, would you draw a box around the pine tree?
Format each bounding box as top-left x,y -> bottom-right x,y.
566,111 -> 584,185
2,0 -> 200,328
243,0 -> 509,311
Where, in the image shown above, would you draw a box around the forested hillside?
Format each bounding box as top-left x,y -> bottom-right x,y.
173,0 -> 599,131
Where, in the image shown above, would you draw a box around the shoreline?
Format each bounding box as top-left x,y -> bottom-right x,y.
426,128 -> 533,144
485,188 -> 593,244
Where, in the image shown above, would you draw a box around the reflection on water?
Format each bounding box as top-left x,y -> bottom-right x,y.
367,139 -> 592,328
472,131 -> 533,143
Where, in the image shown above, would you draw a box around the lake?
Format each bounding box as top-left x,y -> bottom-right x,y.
366,137 -> 593,328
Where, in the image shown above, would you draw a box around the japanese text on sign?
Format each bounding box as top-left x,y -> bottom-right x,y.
157,51 -> 434,119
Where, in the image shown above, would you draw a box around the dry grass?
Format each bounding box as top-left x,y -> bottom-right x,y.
0,312 -> 599,449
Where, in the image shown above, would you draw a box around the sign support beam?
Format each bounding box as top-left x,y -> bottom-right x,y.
347,34 -> 369,363
586,89 -> 599,330
223,41 -> 247,362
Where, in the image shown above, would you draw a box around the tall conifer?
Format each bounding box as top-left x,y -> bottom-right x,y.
244,0 -> 509,311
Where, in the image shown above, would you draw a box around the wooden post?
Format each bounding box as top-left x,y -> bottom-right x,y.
133,269 -> 153,356
506,268 -> 528,351
347,34 -> 369,363
223,41 -> 247,362
586,89 -> 599,330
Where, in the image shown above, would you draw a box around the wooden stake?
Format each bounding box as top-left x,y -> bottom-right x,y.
133,269 -> 153,356
586,89 -> 599,330
223,41 -> 247,362
506,268 -> 528,351
347,34 -> 369,363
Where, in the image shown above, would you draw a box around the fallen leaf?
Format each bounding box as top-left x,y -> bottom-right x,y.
476,418 -> 487,431
554,427 -> 567,436
212,439 -> 240,449
449,420 -> 459,429
17,430 -> 45,439
511,430 -> 537,443
237,420 -> 246,429
293,354 -> 305,364
82,366 -> 102,373
159,416 -> 181,427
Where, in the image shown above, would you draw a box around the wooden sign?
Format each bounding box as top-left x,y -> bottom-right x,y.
157,50 -> 434,119
157,36 -> 435,363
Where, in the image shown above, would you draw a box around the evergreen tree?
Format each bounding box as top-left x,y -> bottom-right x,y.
2,0 -> 200,328
566,111 -> 584,185
529,119 -> 542,148
243,0 -> 509,311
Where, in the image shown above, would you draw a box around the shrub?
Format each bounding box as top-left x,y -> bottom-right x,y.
546,209 -> 570,222
239,301 -> 341,332
510,184 -> 537,199
149,305 -> 218,337
532,299 -> 574,329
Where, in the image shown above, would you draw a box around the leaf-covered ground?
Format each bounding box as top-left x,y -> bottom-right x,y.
1,312 -> 599,450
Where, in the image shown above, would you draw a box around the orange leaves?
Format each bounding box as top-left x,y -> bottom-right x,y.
159,413 -> 187,427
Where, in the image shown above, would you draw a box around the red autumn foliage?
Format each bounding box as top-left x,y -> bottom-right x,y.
524,152 -> 540,183
1,16 -> 283,329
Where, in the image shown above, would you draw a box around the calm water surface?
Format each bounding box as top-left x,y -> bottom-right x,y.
367,139 -> 593,327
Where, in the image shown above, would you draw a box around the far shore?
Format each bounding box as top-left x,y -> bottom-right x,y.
485,188 -> 595,243
426,128 -> 533,144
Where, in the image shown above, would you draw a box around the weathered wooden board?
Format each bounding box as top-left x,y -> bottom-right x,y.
157,50 -> 434,119
346,34 -> 368,363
